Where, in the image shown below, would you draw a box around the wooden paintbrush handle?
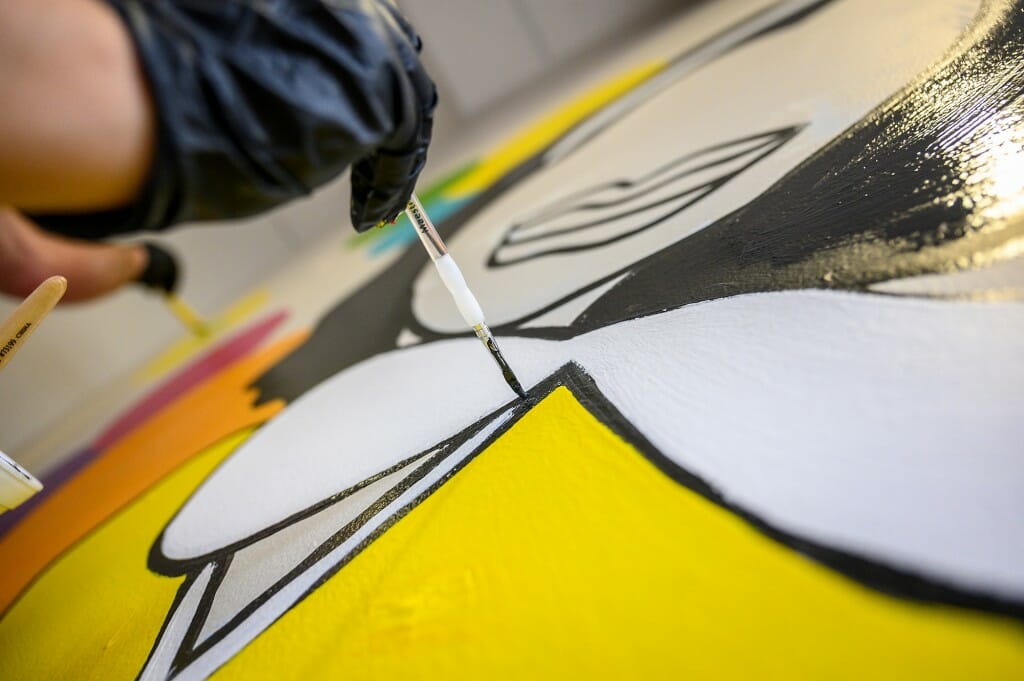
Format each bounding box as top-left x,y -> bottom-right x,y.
0,275 -> 67,374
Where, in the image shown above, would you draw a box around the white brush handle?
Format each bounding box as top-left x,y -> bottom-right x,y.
433,254 -> 485,328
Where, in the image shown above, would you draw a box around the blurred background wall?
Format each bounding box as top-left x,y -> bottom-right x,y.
0,0 -> 692,456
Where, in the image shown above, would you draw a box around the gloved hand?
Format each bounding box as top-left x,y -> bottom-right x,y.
40,0 -> 436,239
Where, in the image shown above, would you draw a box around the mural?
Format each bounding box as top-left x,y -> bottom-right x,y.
2,0 -> 1023,678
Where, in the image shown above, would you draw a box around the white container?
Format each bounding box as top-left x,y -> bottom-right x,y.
0,449 -> 42,513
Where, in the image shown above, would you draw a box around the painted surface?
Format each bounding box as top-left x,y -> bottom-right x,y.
2,0 -> 1024,678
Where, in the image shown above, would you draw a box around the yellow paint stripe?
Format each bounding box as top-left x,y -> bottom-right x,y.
446,60 -> 667,198
135,289 -> 270,383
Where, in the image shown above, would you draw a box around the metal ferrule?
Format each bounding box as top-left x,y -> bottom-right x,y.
472,323 -> 492,343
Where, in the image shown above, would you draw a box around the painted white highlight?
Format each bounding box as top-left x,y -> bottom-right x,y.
432,254 -> 486,327
170,411 -> 514,681
138,564 -> 214,681
411,0 -> 982,333
521,273 -> 629,329
166,290 -> 1024,600
195,453 -> 432,644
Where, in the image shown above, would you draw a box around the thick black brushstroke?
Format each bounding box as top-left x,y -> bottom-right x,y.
560,4 -> 1024,333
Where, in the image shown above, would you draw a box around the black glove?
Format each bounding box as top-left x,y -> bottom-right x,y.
36,0 -> 435,239
135,241 -> 179,293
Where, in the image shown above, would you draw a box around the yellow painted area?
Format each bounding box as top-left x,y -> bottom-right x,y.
0,430 -> 251,681
220,387 -> 1024,680
135,289 -> 270,383
445,61 -> 666,198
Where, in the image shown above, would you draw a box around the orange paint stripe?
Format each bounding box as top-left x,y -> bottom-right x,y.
0,331 -> 308,614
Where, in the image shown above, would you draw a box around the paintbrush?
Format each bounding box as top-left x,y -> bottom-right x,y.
396,193 -> 527,399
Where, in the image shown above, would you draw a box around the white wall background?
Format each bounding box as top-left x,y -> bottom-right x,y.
401,0 -> 680,115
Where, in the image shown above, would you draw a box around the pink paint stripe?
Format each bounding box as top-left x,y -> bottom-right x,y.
93,310 -> 288,451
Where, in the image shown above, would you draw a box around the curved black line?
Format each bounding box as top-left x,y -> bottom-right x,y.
488,185 -> 716,267
506,127 -> 790,229
148,445 -> 446,576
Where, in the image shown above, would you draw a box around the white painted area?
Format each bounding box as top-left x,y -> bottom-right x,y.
411,0 -> 983,333
163,289 -> 1024,599
520,273 -> 627,328
138,564 -> 214,681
